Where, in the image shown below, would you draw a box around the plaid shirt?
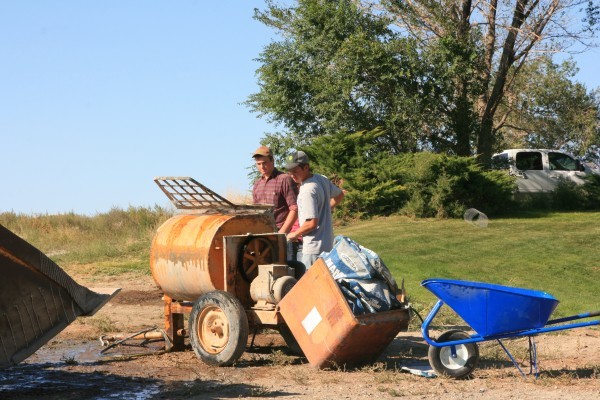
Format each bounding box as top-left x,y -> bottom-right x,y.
253,168 -> 298,228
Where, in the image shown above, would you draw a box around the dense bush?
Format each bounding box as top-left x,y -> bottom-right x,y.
305,130 -> 517,219
397,153 -> 516,218
581,174 -> 600,209
516,174 -> 600,211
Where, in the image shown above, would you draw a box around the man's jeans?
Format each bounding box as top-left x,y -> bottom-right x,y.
301,253 -> 319,270
287,240 -> 302,262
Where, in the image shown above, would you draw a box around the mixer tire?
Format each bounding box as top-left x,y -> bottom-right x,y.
278,323 -> 304,356
189,290 -> 249,366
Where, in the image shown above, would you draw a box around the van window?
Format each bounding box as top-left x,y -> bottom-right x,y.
491,153 -> 509,169
515,152 -> 543,170
548,152 -> 577,171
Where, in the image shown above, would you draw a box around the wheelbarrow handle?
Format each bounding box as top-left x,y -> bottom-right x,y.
546,310 -> 600,325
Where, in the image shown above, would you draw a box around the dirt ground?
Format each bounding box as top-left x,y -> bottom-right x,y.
1,273 -> 598,400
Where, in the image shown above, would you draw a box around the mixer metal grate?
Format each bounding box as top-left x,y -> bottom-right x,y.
154,176 -> 237,210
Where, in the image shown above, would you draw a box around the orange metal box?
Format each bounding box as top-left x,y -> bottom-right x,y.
278,258 -> 409,368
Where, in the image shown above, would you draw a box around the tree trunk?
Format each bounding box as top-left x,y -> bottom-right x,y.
477,111 -> 495,166
453,86 -> 473,156
477,0 -> 528,165
453,0 -> 473,156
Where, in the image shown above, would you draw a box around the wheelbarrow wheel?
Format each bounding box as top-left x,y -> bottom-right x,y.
189,290 -> 249,366
428,330 -> 479,379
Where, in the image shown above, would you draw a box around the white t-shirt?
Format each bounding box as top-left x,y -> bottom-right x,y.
297,174 -> 343,255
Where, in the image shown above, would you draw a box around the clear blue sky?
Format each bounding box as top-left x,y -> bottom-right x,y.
1,2 -> 599,215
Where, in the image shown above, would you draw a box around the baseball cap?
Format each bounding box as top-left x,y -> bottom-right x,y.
285,150 -> 309,170
252,145 -> 272,158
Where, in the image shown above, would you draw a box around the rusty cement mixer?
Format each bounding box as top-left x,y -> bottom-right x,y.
150,177 -> 301,366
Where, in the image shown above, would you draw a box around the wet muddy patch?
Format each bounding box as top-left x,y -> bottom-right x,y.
0,362 -> 162,400
0,338 -> 167,400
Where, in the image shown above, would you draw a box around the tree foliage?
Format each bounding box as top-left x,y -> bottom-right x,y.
304,128 -> 410,217
247,0 -> 434,154
497,56 -> 600,158
248,0 -> 600,217
379,0 -> 600,163
249,0 -> 599,163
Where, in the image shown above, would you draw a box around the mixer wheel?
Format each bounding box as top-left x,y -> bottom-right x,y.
189,290 -> 249,366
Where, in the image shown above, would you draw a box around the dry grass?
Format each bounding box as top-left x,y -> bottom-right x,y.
223,188 -> 253,204
290,369 -> 310,385
268,350 -> 296,366
84,315 -> 120,334
248,385 -> 274,397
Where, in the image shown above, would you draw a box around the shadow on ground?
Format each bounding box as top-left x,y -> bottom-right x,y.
0,361 -> 298,400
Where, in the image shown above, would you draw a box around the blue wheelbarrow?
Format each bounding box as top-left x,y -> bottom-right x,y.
420,278 -> 600,379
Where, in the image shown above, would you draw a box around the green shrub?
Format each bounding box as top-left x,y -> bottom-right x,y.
306,130 -> 516,218
302,129 -> 599,218
552,180 -> 586,210
513,175 -> 600,212
581,174 -> 600,209
397,153 -> 516,218
338,152 -> 411,218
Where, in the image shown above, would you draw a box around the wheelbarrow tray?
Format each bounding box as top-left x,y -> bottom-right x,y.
422,278 -> 559,337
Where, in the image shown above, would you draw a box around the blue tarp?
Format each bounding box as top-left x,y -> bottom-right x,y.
321,236 -> 402,315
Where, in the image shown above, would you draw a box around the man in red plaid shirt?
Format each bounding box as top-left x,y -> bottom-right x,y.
252,146 -> 301,260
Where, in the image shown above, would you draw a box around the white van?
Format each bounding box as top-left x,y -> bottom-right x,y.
491,149 -> 600,193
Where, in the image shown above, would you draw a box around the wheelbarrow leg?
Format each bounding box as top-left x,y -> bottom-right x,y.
496,336 -> 540,379
496,339 -> 531,379
528,336 -> 538,377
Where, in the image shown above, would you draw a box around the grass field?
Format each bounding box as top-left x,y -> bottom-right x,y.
1,208 -> 598,318
338,212 -> 600,318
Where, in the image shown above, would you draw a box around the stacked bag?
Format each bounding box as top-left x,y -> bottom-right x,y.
320,235 -> 403,315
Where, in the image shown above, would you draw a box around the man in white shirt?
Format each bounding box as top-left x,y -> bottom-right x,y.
285,151 -> 344,269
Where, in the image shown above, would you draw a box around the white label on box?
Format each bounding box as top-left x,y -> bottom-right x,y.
301,306 -> 322,335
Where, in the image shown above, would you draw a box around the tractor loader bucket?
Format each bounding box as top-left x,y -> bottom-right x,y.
0,224 -> 120,368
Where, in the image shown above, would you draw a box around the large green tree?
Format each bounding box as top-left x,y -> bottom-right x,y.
379,0 -> 599,163
246,0 -> 437,154
248,0 -> 599,163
